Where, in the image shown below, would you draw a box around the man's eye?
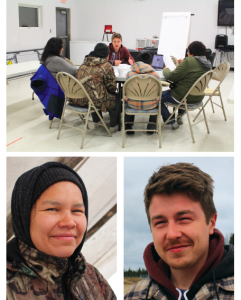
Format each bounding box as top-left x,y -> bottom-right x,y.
155,221 -> 166,225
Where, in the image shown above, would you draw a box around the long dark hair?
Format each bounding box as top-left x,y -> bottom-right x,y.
41,37 -> 63,62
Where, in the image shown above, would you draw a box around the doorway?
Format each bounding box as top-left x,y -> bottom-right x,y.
56,7 -> 70,59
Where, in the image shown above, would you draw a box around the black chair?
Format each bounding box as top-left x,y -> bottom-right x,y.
127,49 -> 140,62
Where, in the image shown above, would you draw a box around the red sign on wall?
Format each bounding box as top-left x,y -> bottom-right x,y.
60,0 -> 66,2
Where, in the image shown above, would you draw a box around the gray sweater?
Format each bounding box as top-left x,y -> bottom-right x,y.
41,56 -> 78,79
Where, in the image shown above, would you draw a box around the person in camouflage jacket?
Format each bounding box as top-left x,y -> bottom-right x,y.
71,43 -> 118,130
7,162 -> 116,300
7,238 -> 115,300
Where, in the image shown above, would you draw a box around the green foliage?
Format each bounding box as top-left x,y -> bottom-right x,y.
124,267 -> 148,277
229,233 -> 234,246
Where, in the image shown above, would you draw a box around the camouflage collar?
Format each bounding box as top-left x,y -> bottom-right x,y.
83,56 -> 108,66
17,239 -> 86,285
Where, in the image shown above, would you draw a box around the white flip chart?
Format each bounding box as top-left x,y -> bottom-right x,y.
158,12 -> 191,60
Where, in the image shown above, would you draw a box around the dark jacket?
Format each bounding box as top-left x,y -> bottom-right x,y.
163,56 -> 211,103
124,229 -> 234,300
108,43 -> 135,65
72,56 -> 116,112
7,238 -> 116,300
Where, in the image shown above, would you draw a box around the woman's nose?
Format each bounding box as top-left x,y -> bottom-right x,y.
58,212 -> 76,228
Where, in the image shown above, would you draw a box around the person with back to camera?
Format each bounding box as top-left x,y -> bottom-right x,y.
108,33 -> 135,66
160,41 -> 212,129
41,37 -> 78,79
7,161 -> 116,300
124,162 -> 234,300
124,52 -> 165,134
71,43 -> 119,133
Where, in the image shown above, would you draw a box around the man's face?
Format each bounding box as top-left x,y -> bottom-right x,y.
112,38 -> 122,51
149,192 -> 216,272
30,181 -> 87,258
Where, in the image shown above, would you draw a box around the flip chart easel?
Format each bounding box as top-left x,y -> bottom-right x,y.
158,12 -> 191,59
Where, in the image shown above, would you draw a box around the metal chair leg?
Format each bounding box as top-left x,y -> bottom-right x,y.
81,111 -> 90,149
122,100 -> 125,148
49,119 -> 54,129
202,106 -> 210,134
219,93 -> 227,121
186,108 -> 195,143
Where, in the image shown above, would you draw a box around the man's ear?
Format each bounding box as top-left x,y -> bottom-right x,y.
209,213 -> 217,235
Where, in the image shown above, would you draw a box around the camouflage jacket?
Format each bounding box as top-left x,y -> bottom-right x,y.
7,238 -> 116,300
124,277 -> 234,300
71,57 -> 116,112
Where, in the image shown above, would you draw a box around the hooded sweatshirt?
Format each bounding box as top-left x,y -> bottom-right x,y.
108,43 -> 135,65
71,56 -> 116,112
124,229 -> 234,300
163,56 -> 212,103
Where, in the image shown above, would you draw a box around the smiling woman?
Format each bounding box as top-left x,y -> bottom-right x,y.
7,162 -> 116,300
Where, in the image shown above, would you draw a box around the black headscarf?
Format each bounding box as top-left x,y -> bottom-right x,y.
11,161 -> 88,260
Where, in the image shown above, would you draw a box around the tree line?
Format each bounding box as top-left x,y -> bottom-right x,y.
124,268 -> 148,278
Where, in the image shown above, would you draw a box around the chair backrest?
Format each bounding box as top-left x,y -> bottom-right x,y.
104,25 -> 112,33
123,75 -> 162,101
212,61 -> 230,83
186,70 -> 214,97
56,72 -> 91,101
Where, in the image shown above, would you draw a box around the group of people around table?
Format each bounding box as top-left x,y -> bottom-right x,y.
40,33 -> 211,134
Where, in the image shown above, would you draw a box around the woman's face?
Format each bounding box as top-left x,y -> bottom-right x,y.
30,181 -> 87,258
112,38 -> 122,51
60,44 -> 64,56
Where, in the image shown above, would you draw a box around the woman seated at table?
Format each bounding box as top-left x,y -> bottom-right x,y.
108,33 -> 135,66
41,37 -> 78,79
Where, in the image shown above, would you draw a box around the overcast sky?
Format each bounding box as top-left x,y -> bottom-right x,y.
124,157 -> 234,270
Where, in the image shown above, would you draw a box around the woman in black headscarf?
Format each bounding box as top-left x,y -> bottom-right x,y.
7,162 -> 116,300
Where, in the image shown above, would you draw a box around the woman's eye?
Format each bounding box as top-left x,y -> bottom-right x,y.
73,210 -> 84,213
46,208 -> 57,211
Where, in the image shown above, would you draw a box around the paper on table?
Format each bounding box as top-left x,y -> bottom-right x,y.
163,55 -> 176,71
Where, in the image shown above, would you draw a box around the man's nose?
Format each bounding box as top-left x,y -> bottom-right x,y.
166,222 -> 182,240
59,212 -> 76,228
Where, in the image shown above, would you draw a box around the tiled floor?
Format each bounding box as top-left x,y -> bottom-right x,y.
7,72 -> 234,152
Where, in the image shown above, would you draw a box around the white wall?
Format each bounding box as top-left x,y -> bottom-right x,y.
7,0 -> 80,51
7,0 -> 234,67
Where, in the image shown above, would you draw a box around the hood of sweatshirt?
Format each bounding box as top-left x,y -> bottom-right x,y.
194,56 -> 212,70
130,62 -> 156,74
82,56 -> 109,67
143,228 -> 233,300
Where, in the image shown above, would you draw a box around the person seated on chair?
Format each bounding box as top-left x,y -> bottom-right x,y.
72,43 -> 118,133
124,52 -> 161,135
41,37 -> 78,79
161,41 -> 212,128
108,33 -> 135,66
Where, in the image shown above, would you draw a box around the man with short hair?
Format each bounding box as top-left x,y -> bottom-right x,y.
161,41 -> 212,128
124,163 -> 234,300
